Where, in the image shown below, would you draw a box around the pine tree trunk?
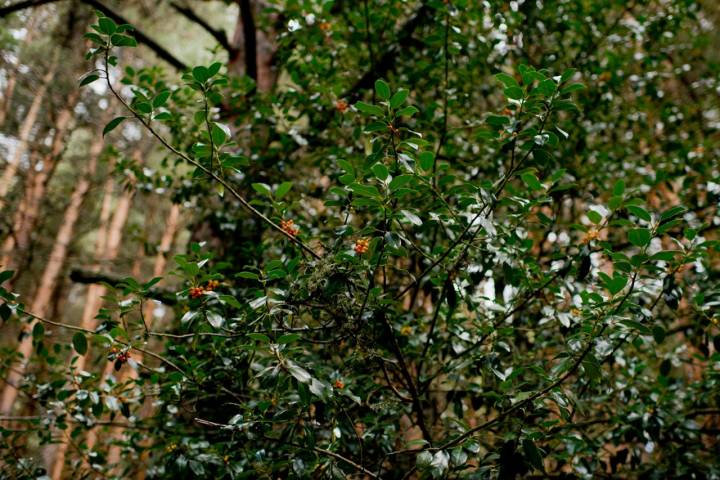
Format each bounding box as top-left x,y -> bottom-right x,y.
0,89 -> 80,278
97,203 -> 181,474
0,14 -> 39,127
0,133 -> 101,415
50,167 -> 137,480
0,51 -> 59,205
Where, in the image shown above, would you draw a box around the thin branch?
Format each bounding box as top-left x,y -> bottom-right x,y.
69,268 -> 177,305
238,0 -> 257,83
101,51 -> 321,259
169,1 -> 233,53
0,0 -> 188,71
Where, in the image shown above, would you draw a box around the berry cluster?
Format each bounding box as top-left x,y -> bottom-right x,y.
280,218 -> 299,236
335,99 -> 348,113
189,286 -> 204,298
354,238 -> 369,254
333,379 -> 344,389
206,279 -> 220,291
109,346 -> 130,371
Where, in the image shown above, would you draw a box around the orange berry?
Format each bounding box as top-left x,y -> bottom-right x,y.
354,238 -> 370,254
335,100 -> 348,113
206,280 -> 220,291
189,286 -> 205,298
280,219 -> 299,237
319,22 -> 331,31
334,379 -> 344,389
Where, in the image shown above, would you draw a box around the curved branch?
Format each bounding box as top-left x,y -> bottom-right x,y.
169,1 -> 233,53
0,0 -> 188,72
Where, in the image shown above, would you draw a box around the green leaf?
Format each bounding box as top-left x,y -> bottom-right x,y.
604,274 -> 628,295
211,122 -> 230,146
32,322 -> 44,339
613,180 -> 625,196
375,79 -> 391,100
83,32 -> 105,45
396,105 -> 419,117
521,172 -> 543,191
561,83 -> 585,94
587,210 -> 602,224
110,34 -> 137,47
389,89 -> 409,108
628,228 -> 651,247
79,74 -> 100,87
652,326 -> 666,344
522,439 -> 544,471
278,334 -> 300,344
495,72 -> 519,88
152,90 -> 171,108
372,163 -> 389,181
103,116 -> 126,136
276,181 -> 292,199
0,270 -> 14,284
247,333 -> 270,343
192,66 -> 210,83
98,17 -> 117,35
504,86 -> 524,100
72,332 -> 88,355
251,183 -> 272,197
355,101 -> 385,117
626,205 -> 651,222
418,152 -> 435,171
401,210 -> 422,226
660,206 -> 686,223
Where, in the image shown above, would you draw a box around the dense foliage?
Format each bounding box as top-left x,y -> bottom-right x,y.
1,1 -> 719,478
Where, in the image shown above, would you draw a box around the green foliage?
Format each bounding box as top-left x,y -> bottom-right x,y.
2,2 -> 720,479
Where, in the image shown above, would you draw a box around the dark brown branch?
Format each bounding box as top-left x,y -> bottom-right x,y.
0,0 -> 56,16
169,1 -> 233,54
238,0 -> 257,83
69,268 -> 177,305
0,0 -> 188,72
342,3 -> 431,102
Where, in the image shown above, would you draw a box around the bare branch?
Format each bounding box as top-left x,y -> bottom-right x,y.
169,1 -> 233,53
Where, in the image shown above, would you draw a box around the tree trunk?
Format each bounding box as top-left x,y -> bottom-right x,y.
0,89 -> 80,279
0,51 -> 59,205
0,132 -> 101,415
49,166 -> 137,480
99,203 -> 181,475
228,0 -> 277,92
0,13 -> 40,127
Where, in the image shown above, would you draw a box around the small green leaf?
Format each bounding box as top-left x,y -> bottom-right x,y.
355,101 -> 385,117
72,332 -> 88,355
32,322 -> 44,339
587,210 -> 602,224
389,89 -> 409,108
79,74 -> 100,87
396,105 -> 418,117
103,116 -> 126,136
211,122 -> 230,146
372,163 -> 389,181
522,439 -> 544,471
251,183 -> 272,197
192,66 -> 210,83
504,86 -> 524,100
152,90 -> 171,108
626,205 -> 651,222
613,180 -> 625,196
375,79 -> 391,100
628,228 -> 651,247
276,181 -> 292,199
495,72 -> 519,88
521,172 -> 543,191
98,17 -> 117,35
110,34 -> 137,47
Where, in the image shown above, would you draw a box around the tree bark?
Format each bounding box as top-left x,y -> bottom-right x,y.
0,89 -> 80,280
50,161 -> 138,480
0,130 -> 101,415
0,50 -> 58,205
86,203 -> 181,471
0,12 -> 40,127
